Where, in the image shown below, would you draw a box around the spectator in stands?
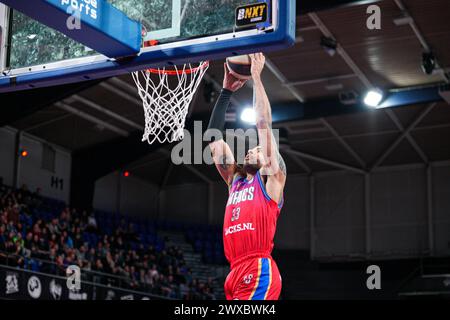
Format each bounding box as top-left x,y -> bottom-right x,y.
73,228 -> 83,248
32,233 -> 46,252
0,224 -> 7,263
187,278 -> 199,300
29,187 -> 43,209
125,222 -> 138,242
58,209 -> 70,233
116,218 -> 127,236
87,212 -> 98,233
55,254 -> 65,275
159,274 -> 171,296
86,247 -> 96,264
0,224 -> 6,244
76,244 -> 86,261
8,203 -> 20,225
0,182 -> 218,300
93,258 -> 104,272
47,218 -> 59,235
78,211 -> 88,231
62,230 -> 73,249
32,219 -> 42,236
115,236 -> 125,251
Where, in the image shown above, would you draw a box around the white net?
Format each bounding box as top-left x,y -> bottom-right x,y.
132,61 -> 209,144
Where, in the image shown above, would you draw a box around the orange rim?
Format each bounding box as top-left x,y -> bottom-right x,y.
146,61 -> 209,75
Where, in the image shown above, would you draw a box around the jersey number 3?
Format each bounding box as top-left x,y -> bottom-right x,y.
231,207 -> 240,222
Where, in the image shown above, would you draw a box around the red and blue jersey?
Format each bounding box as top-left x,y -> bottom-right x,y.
223,170 -> 283,268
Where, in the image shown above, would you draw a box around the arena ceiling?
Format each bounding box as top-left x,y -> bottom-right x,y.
7,0 -> 450,186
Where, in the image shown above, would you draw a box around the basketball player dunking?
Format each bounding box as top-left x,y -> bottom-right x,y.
207,53 -> 287,300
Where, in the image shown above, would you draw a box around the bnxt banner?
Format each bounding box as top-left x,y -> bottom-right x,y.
0,266 -> 152,300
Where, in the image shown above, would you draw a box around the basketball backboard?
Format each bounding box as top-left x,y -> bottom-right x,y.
0,0 -> 295,93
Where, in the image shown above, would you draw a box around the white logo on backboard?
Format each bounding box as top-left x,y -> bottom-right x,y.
237,9 -> 245,20
28,276 -> 42,299
6,273 -> 19,294
50,279 -> 62,300
61,0 -> 98,20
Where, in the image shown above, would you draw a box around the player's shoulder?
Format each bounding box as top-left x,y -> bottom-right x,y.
228,172 -> 245,189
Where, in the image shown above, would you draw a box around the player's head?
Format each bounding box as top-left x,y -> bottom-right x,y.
243,146 -> 265,174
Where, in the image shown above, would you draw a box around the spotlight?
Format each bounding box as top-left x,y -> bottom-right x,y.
123,171 -> 130,177
20,150 -> 28,157
240,108 -> 256,124
320,36 -> 337,57
364,89 -> 384,107
422,52 -> 436,75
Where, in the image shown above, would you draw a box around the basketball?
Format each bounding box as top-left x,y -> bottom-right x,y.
226,54 -> 252,80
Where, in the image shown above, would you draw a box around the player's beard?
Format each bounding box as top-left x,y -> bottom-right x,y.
243,162 -> 261,175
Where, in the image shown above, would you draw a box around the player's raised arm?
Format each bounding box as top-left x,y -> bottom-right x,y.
208,63 -> 247,186
250,53 -> 286,192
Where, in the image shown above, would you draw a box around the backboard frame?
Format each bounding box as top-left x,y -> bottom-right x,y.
0,0 -> 295,93
0,4 -> 8,73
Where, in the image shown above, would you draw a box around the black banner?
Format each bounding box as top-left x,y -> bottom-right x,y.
235,2 -> 268,27
0,265 -> 154,300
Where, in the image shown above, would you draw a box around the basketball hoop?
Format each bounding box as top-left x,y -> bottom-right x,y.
132,61 -> 209,144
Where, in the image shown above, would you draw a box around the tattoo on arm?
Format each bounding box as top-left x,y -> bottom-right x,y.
270,129 -> 286,176
218,155 -> 234,171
